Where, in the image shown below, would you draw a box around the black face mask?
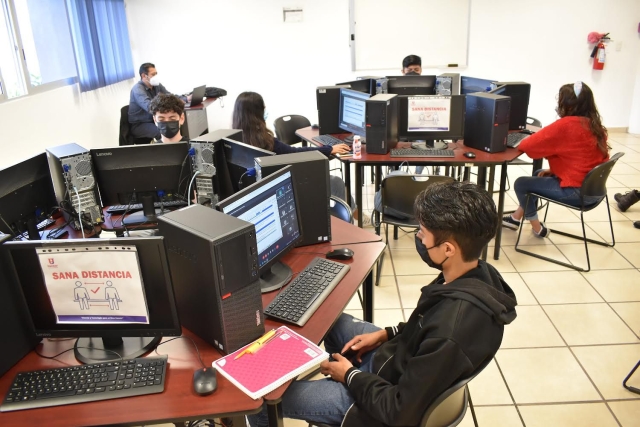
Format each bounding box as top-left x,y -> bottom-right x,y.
415,234 -> 448,271
156,120 -> 180,138
405,71 -> 420,76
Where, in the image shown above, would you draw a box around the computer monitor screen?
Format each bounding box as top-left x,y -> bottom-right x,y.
397,95 -> 466,145
91,143 -> 189,206
461,76 -> 497,95
3,236 -> 181,363
216,166 -> 302,292
336,79 -> 374,95
489,82 -> 531,130
219,137 -> 275,198
0,153 -> 57,239
386,75 -> 437,95
338,88 -> 370,141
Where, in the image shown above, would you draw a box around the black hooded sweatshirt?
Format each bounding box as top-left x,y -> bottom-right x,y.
341,260 -> 517,427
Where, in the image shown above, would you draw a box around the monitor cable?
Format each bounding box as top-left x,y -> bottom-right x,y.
154,336 -> 205,369
188,171 -> 201,206
73,187 -> 85,238
35,339 -> 123,365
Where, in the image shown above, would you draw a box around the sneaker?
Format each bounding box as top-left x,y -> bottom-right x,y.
533,223 -> 551,238
634,221 -> 640,229
502,215 -> 521,230
614,190 -> 640,212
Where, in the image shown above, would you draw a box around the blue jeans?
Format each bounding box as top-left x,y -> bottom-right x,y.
247,314 -> 381,427
514,170 -> 601,221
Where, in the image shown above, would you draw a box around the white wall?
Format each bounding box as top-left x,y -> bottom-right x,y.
1,0 -> 638,169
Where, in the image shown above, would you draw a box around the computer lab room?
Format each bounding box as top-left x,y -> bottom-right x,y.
0,0 -> 639,426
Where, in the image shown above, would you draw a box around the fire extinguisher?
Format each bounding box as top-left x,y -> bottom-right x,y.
593,40 -> 606,70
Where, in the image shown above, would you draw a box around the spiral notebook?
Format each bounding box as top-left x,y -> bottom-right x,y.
212,326 -> 328,399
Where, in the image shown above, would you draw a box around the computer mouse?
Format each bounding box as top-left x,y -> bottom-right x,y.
325,248 -> 354,260
464,152 -> 476,159
193,367 -> 217,396
311,124 -> 320,130
520,129 -> 535,135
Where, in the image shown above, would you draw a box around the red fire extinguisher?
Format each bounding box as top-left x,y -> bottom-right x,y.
593,40 -> 606,70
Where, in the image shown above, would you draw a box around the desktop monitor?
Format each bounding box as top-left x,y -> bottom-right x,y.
338,88 -> 371,142
3,236 -> 181,363
219,137 -> 275,198
460,76 -> 497,95
216,166 -> 302,292
0,153 -> 57,239
397,95 -> 466,146
489,82 -> 531,130
336,78 -> 375,95
386,75 -> 437,96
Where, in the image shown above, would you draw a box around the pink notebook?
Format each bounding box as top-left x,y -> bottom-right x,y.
212,326 -> 328,399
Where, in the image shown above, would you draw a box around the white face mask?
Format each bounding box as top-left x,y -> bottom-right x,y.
263,110 -> 269,121
149,75 -> 161,86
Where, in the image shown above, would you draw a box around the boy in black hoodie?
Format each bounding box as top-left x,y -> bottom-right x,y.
248,181 -> 517,427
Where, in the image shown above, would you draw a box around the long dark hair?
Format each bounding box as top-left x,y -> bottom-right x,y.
232,92 -> 274,151
556,83 -> 609,155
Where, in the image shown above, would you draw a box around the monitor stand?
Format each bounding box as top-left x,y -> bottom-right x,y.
122,195 -> 161,226
75,336 -> 161,364
411,140 -> 448,150
343,135 -> 366,144
259,261 -> 293,293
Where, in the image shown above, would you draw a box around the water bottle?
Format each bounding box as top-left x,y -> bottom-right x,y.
353,135 -> 362,159
376,81 -> 382,94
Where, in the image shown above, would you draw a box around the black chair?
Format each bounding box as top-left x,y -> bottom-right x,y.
515,152 -> 625,272
623,359 -> 640,395
526,116 -> 542,127
274,115 -> 312,145
119,105 -> 152,146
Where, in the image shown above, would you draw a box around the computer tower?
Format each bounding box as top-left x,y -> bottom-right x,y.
365,94 -> 399,154
316,85 -> 349,135
46,143 -> 103,227
464,93 -> 511,153
493,82 -> 531,130
158,205 -> 264,354
0,233 -> 39,376
436,73 -> 460,96
254,151 -> 331,246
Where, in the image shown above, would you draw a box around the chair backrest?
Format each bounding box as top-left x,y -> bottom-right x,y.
119,105 -> 132,146
273,115 -> 312,145
381,174 -> 454,220
421,357 -> 493,427
526,116 -> 542,127
329,195 -> 353,224
580,152 -> 625,199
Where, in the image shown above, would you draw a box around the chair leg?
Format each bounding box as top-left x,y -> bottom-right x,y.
357,289 -> 364,309
605,195 -> 616,246
393,225 -> 398,240
580,211 -> 591,272
623,360 -> 640,394
468,386 -> 479,427
375,251 -> 384,287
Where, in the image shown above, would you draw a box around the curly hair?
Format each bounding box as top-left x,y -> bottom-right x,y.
149,93 -> 185,117
414,181 -> 498,261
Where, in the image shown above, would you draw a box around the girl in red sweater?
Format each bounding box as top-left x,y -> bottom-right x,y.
502,82 -> 609,237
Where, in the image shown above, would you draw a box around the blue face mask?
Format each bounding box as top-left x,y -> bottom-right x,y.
263,110 -> 269,121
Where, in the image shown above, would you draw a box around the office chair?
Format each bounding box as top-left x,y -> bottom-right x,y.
274,115 -> 312,145
119,106 -> 152,146
623,359 -> 640,395
515,152 -> 624,272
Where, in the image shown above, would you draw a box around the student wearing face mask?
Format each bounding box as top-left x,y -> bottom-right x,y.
401,54 -> 422,76
149,94 -> 188,143
128,63 -> 191,142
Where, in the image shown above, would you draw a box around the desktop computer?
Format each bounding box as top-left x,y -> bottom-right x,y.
365,93 -> 399,154
464,92 -> 511,153
317,85 -> 350,135
336,78 -> 376,95
158,204 -> 264,354
460,76 -> 497,95
489,82 -> 531,130
47,143 -> 103,228
397,95 -> 466,147
386,75 -> 437,95
436,73 -> 460,96
219,137 -> 274,200
338,88 -> 371,143
254,151 -> 331,246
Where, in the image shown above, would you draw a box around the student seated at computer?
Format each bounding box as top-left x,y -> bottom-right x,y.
502,82 -> 609,238
232,91 -> 355,208
248,181 -> 517,427
401,54 -> 422,76
149,93 -> 188,144
128,62 -> 191,142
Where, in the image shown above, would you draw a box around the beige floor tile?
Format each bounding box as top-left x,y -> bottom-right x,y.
611,302 -> 640,336
496,348 -> 601,403
373,276 -> 401,309
518,402 -> 619,427
379,249 -> 394,276
499,272 -> 538,305
520,271 -> 603,304
582,270 -> 640,302
618,208 -> 640,221
490,248 -> 517,273
389,248 -> 434,276
543,304 -> 638,345
384,229 -> 416,249
582,201 -> 632,222
396,274 -> 438,309
372,309 -> 404,328
616,243 -> 640,268
609,174 -> 640,188
467,359 -> 513,405
501,305 -> 565,348
285,418 -> 310,426
542,205 -> 584,223
556,243 -> 633,271
545,222 -> 603,246
608,400 -> 640,427
345,292 -> 362,310
497,227 -> 552,247
470,406 -> 523,427
403,309 -> 414,322
610,163 -> 640,175
572,344 -> 640,399
502,245 -> 572,272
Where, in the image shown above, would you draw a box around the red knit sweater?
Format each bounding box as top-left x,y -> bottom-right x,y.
518,116 -> 609,187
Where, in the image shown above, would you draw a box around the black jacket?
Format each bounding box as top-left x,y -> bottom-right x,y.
342,260 -> 517,427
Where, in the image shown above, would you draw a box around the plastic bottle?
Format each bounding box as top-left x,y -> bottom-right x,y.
376,81 -> 382,95
353,135 -> 362,159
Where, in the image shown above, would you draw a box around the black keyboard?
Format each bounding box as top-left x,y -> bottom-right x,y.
506,132 -> 530,148
106,200 -> 187,214
264,257 -> 350,327
390,149 -> 455,158
313,135 -> 351,147
0,355 -> 167,412
14,218 -> 56,240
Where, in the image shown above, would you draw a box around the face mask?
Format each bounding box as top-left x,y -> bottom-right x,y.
149,75 -> 161,86
156,120 -> 180,138
405,71 -> 420,76
263,110 -> 269,121
415,234 -> 448,271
